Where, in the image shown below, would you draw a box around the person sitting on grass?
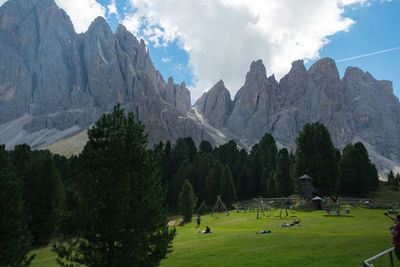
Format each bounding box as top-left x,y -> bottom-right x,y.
385,212 -> 400,260
199,226 -> 211,234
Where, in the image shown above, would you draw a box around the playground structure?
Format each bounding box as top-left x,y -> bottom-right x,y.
235,196 -> 400,218
211,195 -> 229,216
236,197 -> 300,219
299,174 -> 314,200
324,198 -> 400,215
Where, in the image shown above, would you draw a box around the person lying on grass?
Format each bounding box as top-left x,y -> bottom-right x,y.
385,212 -> 400,260
199,226 -> 211,234
256,229 -> 271,234
277,220 -> 301,227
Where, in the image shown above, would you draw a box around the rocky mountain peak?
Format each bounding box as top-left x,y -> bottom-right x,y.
167,76 -> 174,84
343,66 -> 370,83
291,59 -> 307,72
194,80 -> 232,128
87,16 -> 113,38
308,57 -> 340,81
160,76 -> 191,113
212,80 -> 227,92
278,59 -> 309,96
0,0 -> 74,37
267,75 -> 279,89
246,59 -> 267,83
280,59 -> 307,82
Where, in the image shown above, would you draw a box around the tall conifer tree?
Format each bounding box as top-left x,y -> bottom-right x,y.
178,180 -> 198,222
275,148 -> 293,197
54,105 -> 175,267
0,145 -> 34,266
220,165 -> 237,209
296,123 -> 339,195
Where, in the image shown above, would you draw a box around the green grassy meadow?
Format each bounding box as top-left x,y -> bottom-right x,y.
368,184 -> 400,200
30,206 -> 400,267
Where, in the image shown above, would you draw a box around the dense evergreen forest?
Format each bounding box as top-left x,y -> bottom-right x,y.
0,105 -> 392,265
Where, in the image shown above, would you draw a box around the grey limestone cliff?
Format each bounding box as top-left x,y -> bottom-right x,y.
196,57 -> 400,175
0,0 -> 215,149
194,80 -> 232,129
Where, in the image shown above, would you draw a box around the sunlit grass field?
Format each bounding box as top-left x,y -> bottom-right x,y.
160,208 -> 398,267
31,206 -> 399,267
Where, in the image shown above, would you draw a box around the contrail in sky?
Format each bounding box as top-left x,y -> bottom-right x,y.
335,46 -> 400,63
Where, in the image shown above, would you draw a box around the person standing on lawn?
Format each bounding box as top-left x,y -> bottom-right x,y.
385,212 -> 400,260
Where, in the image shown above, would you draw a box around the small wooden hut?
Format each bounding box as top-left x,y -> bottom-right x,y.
312,196 -> 323,210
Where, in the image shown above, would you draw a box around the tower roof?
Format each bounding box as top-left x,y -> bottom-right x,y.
299,174 -> 312,180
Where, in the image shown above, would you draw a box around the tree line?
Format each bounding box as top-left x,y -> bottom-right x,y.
164,122 -> 379,215
0,106 -> 382,266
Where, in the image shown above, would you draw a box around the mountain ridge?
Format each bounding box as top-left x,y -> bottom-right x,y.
0,0 -> 216,149
194,58 -> 400,177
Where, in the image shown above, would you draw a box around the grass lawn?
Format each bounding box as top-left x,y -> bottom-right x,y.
368,184 -> 400,200
31,207 -> 399,267
30,245 -> 58,267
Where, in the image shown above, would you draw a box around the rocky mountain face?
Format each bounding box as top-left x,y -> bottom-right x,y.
0,0 -> 213,149
195,58 -> 400,175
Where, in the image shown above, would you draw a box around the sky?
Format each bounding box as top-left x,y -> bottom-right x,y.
1,0 -> 399,102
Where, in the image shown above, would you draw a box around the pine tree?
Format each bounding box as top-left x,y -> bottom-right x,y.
178,180 -> 198,222
267,172 -> 277,198
199,140 -> 213,154
369,164 -> 379,190
168,160 -> 193,207
219,165 -> 237,209
339,144 -> 358,195
205,160 -> 223,204
13,149 -> 65,245
190,153 -> 214,204
183,137 -> 197,161
354,142 -> 373,193
249,149 -> 264,195
54,104 -> 175,267
249,133 -> 278,196
388,171 -> 395,186
340,142 -> 379,196
198,200 -> 207,216
296,123 -> 339,195
237,163 -> 250,199
393,173 -> 400,191
275,148 -> 293,197
0,145 -> 34,266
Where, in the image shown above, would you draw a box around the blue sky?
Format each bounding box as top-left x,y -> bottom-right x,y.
2,0 -> 398,101
306,1 -> 400,97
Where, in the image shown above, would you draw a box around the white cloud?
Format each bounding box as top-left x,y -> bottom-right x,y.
161,57 -> 172,63
0,0 -> 106,33
107,0 -> 119,19
54,0 -> 106,33
126,0 -> 383,100
121,14 -> 141,35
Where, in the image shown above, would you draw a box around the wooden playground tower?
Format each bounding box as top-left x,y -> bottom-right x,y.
299,174 -> 314,200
